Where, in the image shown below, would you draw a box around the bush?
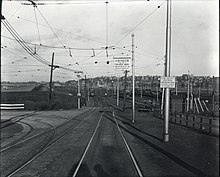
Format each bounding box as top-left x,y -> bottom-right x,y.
2,91 -> 79,111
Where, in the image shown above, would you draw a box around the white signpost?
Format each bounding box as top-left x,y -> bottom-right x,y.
160,76 -> 176,88
113,56 -> 131,109
113,56 -> 131,71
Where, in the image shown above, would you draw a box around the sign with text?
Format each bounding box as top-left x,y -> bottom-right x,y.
160,76 -> 176,88
113,56 -> 131,71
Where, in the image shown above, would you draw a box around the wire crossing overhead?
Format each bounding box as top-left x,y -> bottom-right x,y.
1,18 -> 50,66
1,17 -> 83,73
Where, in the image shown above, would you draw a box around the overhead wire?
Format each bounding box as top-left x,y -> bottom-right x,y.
8,3 -> 22,21
33,5 -> 41,48
3,0 -> 167,79
4,11 -> 106,45
35,6 -> 75,60
2,18 -> 82,73
1,34 -> 107,50
113,0 -> 166,46
1,19 -> 50,65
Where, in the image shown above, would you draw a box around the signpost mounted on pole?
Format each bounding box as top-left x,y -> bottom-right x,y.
163,0 -> 172,143
75,71 -> 83,109
113,55 -> 131,111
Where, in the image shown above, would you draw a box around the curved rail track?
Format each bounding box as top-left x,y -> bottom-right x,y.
2,107 -> 96,177
0,111 -> 37,129
1,97 -> 216,177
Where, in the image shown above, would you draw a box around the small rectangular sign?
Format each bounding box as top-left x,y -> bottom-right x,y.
160,76 -> 176,88
113,56 -> 131,71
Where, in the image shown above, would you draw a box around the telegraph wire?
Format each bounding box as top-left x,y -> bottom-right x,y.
1,45 -> 27,59
113,0 -> 166,46
2,19 -> 81,73
18,0 -> 159,6
8,3 -> 22,21
4,11 -> 106,45
1,35 -> 109,51
1,19 -> 50,65
36,6 -> 75,59
33,5 -> 41,48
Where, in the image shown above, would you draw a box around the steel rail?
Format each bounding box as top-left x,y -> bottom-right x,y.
0,111 -> 37,129
113,111 -> 143,177
1,108 -> 95,153
6,108 -> 96,177
72,112 -> 104,177
1,121 -> 34,151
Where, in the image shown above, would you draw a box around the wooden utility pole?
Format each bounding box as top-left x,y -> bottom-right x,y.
49,52 -> 55,108
123,70 -> 128,112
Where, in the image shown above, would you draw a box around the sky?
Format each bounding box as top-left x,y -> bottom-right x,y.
1,0 -> 219,82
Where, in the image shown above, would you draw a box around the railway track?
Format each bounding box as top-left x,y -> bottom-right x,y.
1,107 -> 96,177
1,97 -> 215,177
0,111 -> 37,129
104,97 -> 207,177
70,97 -> 143,177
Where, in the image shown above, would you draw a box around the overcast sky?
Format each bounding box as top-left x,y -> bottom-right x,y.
1,0 -> 219,82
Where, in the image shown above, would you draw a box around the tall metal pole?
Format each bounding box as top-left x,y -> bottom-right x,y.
123,70 -> 128,112
131,33 -> 135,123
78,77 -> 80,109
117,77 -> 120,106
161,88 -> 165,114
187,70 -> 190,112
164,0 -> 171,143
190,83 -> 193,110
49,52 -> 55,108
175,81 -> 178,95
84,74 -> 87,106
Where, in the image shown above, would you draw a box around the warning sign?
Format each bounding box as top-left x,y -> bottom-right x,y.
113,56 -> 131,71
160,76 -> 176,88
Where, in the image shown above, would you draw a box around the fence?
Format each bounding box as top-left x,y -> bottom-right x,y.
153,110 -> 219,136
0,104 -> 25,110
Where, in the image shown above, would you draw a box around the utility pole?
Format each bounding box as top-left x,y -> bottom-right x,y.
140,76 -> 143,98
49,52 -> 55,109
190,82 -> 193,110
77,76 -> 81,109
187,70 -> 190,112
123,70 -> 128,112
156,86 -> 159,102
117,77 -> 120,106
163,0 -> 172,143
84,74 -> 87,106
1,0 -> 3,19
161,88 -> 165,114
175,81 -> 178,95
131,33 -> 135,123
